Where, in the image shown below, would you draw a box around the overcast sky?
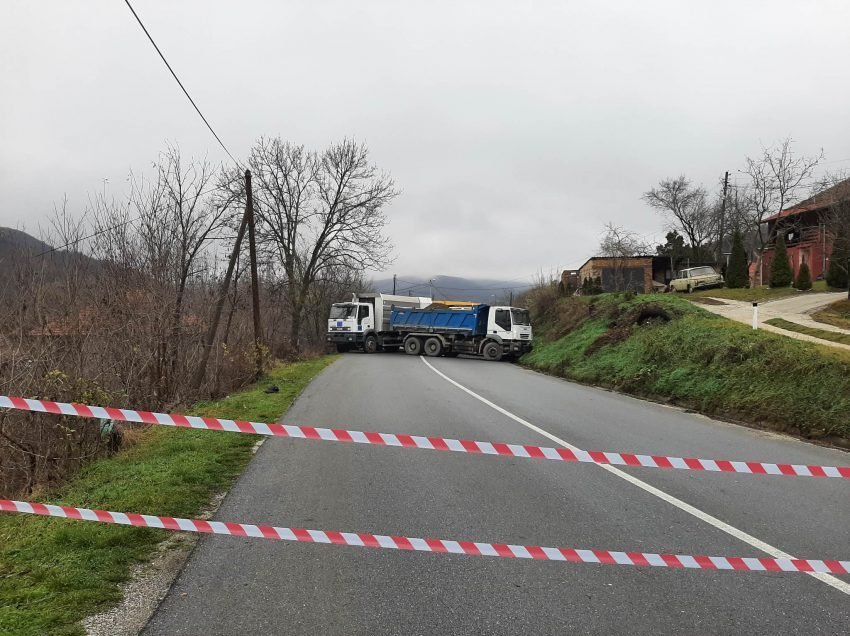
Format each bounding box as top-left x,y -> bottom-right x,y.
2,1 -> 849,281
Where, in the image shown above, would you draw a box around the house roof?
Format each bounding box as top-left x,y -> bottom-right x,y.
576,255 -> 656,272
764,178 -> 850,222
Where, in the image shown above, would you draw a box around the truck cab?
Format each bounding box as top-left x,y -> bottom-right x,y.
327,293 -> 432,353
327,302 -> 372,352
484,306 -> 533,359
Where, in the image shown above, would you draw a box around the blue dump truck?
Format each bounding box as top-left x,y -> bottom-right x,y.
390,303 -> 533,361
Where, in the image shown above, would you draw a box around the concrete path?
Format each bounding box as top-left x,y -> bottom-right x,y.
695,292 -> 850,351
143,354 -> 850,635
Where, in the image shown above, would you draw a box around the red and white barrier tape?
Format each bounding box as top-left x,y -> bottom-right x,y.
2,499 -> 847,574
2,396 -> 848,480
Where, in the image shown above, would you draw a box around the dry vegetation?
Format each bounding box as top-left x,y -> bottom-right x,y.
0,140 -> 385,498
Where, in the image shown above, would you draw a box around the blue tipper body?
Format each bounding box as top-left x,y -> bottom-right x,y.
390,304 -> 489,336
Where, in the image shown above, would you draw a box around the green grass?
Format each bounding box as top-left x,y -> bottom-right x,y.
765,318 -> 850,346
522,293 -> 850,440
812,299 -> 850,330
0,356 -> 337,636
690,280 -> 829,302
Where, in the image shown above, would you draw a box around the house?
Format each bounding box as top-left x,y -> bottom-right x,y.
761,178 -> 850,282
576,256 -> 669,293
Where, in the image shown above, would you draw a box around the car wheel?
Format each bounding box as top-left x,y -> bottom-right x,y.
424,337 -> 443,357
687,285 -> 693,293
404,337 -> 422,355
482,341 -> 503,361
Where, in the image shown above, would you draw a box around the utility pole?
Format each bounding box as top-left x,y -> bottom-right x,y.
509,289 -> 513,305
392,274 -> 397,295
191,200 -> 250,393
718,171 -> 729,267
245,170 -> 263,380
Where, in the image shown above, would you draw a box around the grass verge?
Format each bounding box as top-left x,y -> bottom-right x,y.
812,299 -> 850,330
0,356 -> 337,636
522,293 -> 850,441
690,280 -> 830,302
765,318 -> 850,346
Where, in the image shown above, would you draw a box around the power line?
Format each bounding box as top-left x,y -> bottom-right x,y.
122,0 -> 240,167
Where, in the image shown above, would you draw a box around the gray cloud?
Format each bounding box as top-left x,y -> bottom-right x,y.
2,0 -> 849,279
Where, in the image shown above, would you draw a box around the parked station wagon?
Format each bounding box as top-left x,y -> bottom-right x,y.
669,266 -> 724,293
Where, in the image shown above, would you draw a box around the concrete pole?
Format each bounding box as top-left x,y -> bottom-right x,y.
752,302 -> 759,330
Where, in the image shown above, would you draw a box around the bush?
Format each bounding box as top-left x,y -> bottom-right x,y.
796,262 -> 812,290
770,234 -> 792,288
725,230 -> 749,288
826,223 -> 849,289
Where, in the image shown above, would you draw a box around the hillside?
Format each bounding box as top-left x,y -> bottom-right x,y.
0,227 -> 97,274
370,274 -> 531,304
521,291 -> 850,442
0,227 -> 54,256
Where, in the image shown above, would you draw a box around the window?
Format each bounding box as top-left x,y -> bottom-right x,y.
510,309 -> 530,325
494,309 -> 511,331
357,305 -> 370,323
330,304 -> 357,319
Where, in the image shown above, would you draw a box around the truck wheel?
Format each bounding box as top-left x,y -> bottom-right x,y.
404,337 -> 422,356
424,337 -> 443,357
687,285 -> 693,294
363,335 -> 379,354
482,341 -> 503,361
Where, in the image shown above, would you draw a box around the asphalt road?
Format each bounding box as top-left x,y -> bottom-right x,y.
143,354 -> 850,635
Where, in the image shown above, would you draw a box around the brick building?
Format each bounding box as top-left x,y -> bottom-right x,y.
577,256 -> 669,293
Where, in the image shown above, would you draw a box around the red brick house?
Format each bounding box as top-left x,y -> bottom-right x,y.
761,179 -> 850,282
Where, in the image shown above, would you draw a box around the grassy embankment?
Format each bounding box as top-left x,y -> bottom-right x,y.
690,280 -> 830,302
812,299 -> 850,330
0,356 -> 336,636
765,318 -> 850,346
522,292 -> 850,441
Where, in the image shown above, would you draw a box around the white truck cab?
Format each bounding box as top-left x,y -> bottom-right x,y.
487,307 -> 532,343
327,293 -> 432,353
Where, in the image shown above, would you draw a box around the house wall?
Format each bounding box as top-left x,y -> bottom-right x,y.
578,258 -> 653,293
762,225 -> 831,282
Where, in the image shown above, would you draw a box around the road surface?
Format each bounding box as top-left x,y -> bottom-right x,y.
143,354 -> 850,635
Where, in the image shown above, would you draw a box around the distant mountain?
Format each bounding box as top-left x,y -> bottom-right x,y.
0,227 -> 54,255
369,274 -> 533,304
0,227 -> 98,273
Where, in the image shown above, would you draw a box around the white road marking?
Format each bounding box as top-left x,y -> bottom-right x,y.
420,357 -> 850,595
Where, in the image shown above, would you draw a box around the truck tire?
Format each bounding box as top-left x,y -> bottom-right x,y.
424,337 -> 443,357
363,335 -> 379,354
404,337 -> 422,356
482,341 -> 503,361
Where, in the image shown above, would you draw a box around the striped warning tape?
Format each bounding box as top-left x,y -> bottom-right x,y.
1,396 -> 848,479
2,499 -> 848,574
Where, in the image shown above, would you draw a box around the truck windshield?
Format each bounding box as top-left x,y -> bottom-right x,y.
511,309 -> 531,326
329,304 -> 357,320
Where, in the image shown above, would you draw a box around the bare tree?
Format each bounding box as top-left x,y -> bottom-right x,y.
599,222 -> 651,258
248,137 -> 397,353
643,176 -> 714,261
741,138 -> 824,279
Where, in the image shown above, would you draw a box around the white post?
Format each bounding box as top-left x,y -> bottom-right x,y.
752,302 -> 759,330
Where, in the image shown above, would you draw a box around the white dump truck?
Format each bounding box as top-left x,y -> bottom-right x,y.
326,293 -> 432,353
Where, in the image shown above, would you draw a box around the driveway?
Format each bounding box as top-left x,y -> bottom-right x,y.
695,292 -> 850,350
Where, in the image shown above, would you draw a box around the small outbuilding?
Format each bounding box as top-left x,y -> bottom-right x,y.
576,256 -> 669,293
